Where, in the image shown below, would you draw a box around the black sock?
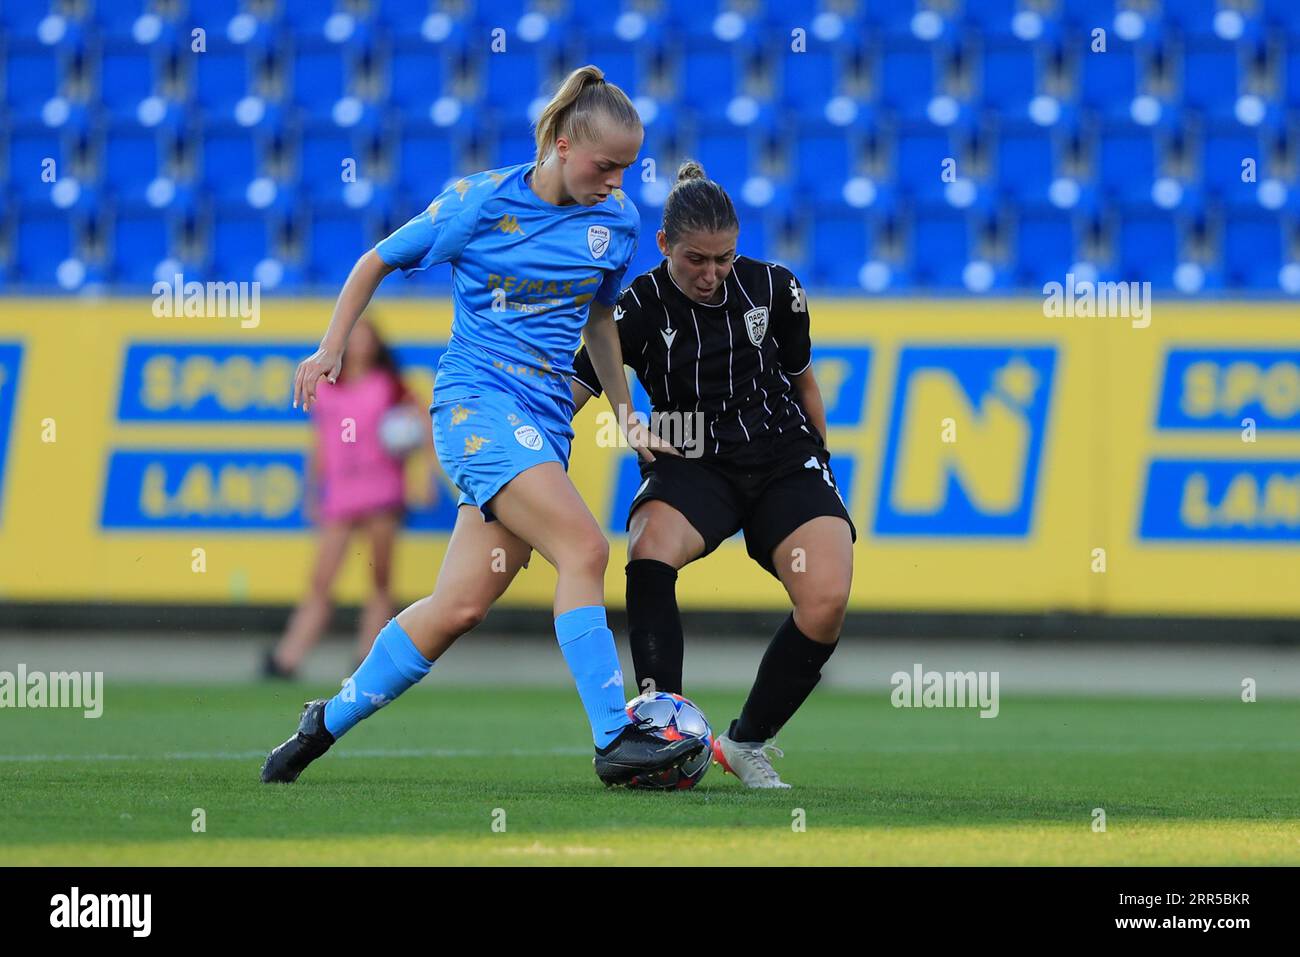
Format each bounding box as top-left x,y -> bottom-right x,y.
733,614 -> 837,742
625,559 -> 684,695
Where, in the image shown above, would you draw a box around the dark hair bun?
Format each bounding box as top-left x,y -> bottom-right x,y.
676,160 -> 706,183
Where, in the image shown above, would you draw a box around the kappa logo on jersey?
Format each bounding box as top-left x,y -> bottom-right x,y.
513,425 -> 544,451
587,225 -> 610,259
494,214 -> 525,236
744,307 -> 769,346
464,434 -> 491,456
450,404 -> 474,426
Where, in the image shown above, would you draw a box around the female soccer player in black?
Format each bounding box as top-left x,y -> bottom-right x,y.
570,160 -> 856,787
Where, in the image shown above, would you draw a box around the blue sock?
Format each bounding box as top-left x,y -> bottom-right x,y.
555,605 -> 633,748
323,617 -> 434,739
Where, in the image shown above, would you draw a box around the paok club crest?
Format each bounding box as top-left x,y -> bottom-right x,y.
743,306 -> 769,346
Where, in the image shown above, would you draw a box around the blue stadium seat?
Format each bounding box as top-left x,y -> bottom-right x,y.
892,124 -> 956,201
1077,43 -> 1138,111
1096,123 -> 1159,203
110,205 -> 169,285
995,124 -> 1057,202
877,40 -> 937,111
385,41 -> 453,119
1201,123 -> 1264,203
733,203 -> 773,262
962,0 -> 1020,36
278,0 -> 338,33
1014,209 -> 1075,284
792,123 -> 859,205
198,125 -> 262,202
395,125 -> 459,196
100,123 -> 164,201
97,43 -> 164,119
692,127 -> 755,189
808,211 -> 870,287
1160,0 -> 1226,41
677,42 -> 746,111
1222,212 -> 1283,288
909,206 -> 969,287
288,42 -> 353,118
777,47 -> 839,111
571,42 -> 644,94
15,201 -> 73,285
208,205 -> 271,279
373,0 -> 433,32
306,206 -> 370,285
1287,47 -> 1300,105
981,39 -> 1040,110
480,47 -> 548,117
1264,0 -> 1300,34
663,0 -> 726,41
297,125 -> 364,198
6,124 -> 70,201
488,128 -> 537,171
5,44 -> 63,117
1115,207 -> 1178,281
91,0 -> 154,44
1181,40 -> 1241,113
0,2 -> 55,33
190,42 -> 254,114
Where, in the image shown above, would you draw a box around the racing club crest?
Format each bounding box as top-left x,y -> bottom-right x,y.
587,225 -> 610,259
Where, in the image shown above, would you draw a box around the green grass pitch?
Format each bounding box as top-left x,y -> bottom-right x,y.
1,684 -> 1296,865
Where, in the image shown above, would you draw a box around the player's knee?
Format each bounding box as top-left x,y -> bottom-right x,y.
445,601 -> 489,637
627,521 -> 685,566
555,528 -> 609,579
795,584 -> 850,637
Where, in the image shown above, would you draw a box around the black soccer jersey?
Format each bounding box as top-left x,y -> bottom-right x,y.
571,255 -> 819,466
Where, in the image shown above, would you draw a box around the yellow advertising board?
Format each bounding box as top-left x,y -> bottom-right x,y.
0,297 -> 1296,617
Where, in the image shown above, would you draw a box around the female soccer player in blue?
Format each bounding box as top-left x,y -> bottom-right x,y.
261,65 -> 699,787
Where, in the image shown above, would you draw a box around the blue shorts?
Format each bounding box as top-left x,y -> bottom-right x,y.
431,391 -> 572,522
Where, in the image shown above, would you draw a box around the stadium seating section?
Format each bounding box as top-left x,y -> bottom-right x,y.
2,0 -> 1298,293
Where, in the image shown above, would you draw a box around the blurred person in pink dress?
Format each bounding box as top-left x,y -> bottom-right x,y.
264,317 -> 439,679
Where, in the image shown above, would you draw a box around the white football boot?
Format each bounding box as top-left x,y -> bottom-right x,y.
712,728 -> 792,788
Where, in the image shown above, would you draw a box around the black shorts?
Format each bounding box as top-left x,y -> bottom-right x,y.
625,434 -> 857,579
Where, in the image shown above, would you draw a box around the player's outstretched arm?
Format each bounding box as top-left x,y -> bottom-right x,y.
293,250 -> 398,412
582,301 -> 680,462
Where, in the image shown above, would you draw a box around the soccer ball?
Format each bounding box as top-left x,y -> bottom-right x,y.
379,405 -> 426,457
623,691 -> 713,791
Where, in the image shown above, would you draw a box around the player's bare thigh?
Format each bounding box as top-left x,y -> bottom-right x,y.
627,499 -> 707,570
771,515 -> 854,643
396,504 -> 532,659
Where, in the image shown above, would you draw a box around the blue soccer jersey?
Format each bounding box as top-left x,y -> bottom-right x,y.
375,162 -> 639,436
